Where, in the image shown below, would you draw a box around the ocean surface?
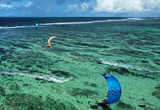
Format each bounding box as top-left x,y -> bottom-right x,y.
0,17 -> 160,110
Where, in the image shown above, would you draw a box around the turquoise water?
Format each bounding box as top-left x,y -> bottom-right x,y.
0,17 -> 160,109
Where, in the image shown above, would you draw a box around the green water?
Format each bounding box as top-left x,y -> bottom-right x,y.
0,17 -> 160,110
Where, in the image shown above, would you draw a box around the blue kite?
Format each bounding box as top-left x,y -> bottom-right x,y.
101,74 -> 122,104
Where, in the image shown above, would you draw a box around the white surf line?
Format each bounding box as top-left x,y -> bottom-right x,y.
39,19 -> 130,26
0,26 -> 35,29
127,18 -> 144,20
0,18 -> 145,29
0,25 -> 45,29
40,18 -> 145,26
99,58 -> 160,73
0,71 -> 72,83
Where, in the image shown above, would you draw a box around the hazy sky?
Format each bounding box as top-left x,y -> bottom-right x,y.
0,0 -> 160,17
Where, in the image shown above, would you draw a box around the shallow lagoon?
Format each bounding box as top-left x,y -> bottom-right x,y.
0,17 -> 160,110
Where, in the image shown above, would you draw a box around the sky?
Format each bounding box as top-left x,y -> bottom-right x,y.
0,0 -> 160,17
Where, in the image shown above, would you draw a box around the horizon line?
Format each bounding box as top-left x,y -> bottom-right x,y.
0,16 -> 159,18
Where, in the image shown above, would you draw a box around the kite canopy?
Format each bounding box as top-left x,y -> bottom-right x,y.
48,36 -> 57,48
35,23 -> 39,28
101,74 -> 122,104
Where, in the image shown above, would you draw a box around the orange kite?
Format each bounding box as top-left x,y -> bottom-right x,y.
48,36 -> 57,48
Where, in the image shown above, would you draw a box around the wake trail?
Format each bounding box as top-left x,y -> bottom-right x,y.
0,71 -> 73,83
99,58 -> 160,73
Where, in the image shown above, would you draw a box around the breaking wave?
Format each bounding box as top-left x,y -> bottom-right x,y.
0,25 -> 44,29
99,58 -> 160,73
0,18 -> 145,29
39,19 -> 122,25
127,18 -> 144,21
39,18 -> 140,26
0,71 -> 73,83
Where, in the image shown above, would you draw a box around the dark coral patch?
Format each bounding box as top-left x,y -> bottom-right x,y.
90,105 -> 98,109
117,101 -> 134,109
1,56 -> 8,61
84,82 -> 97,87
36,65 -> 43,68
25,65 -> 32,68
10,43 -> 30,49
153,60 -> 160,66
106,67 -> 129,75
138,104 -> 146,108
1,55 -> 13,61
0,48 -> 6,54
9,83 -> 20,90
155,84 -> 160,90
2,93 -> 76,110
0,85 -> 5,96
152,84 -> 160,99
141,60 -> 149,63
98,103 -> 112,110
105,66 -> 156,79
2,94 -> 44,110
51,70 -> 71,78
69,88 -> 98,97
151,51 -> 160,54
10,60 -> 19,63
